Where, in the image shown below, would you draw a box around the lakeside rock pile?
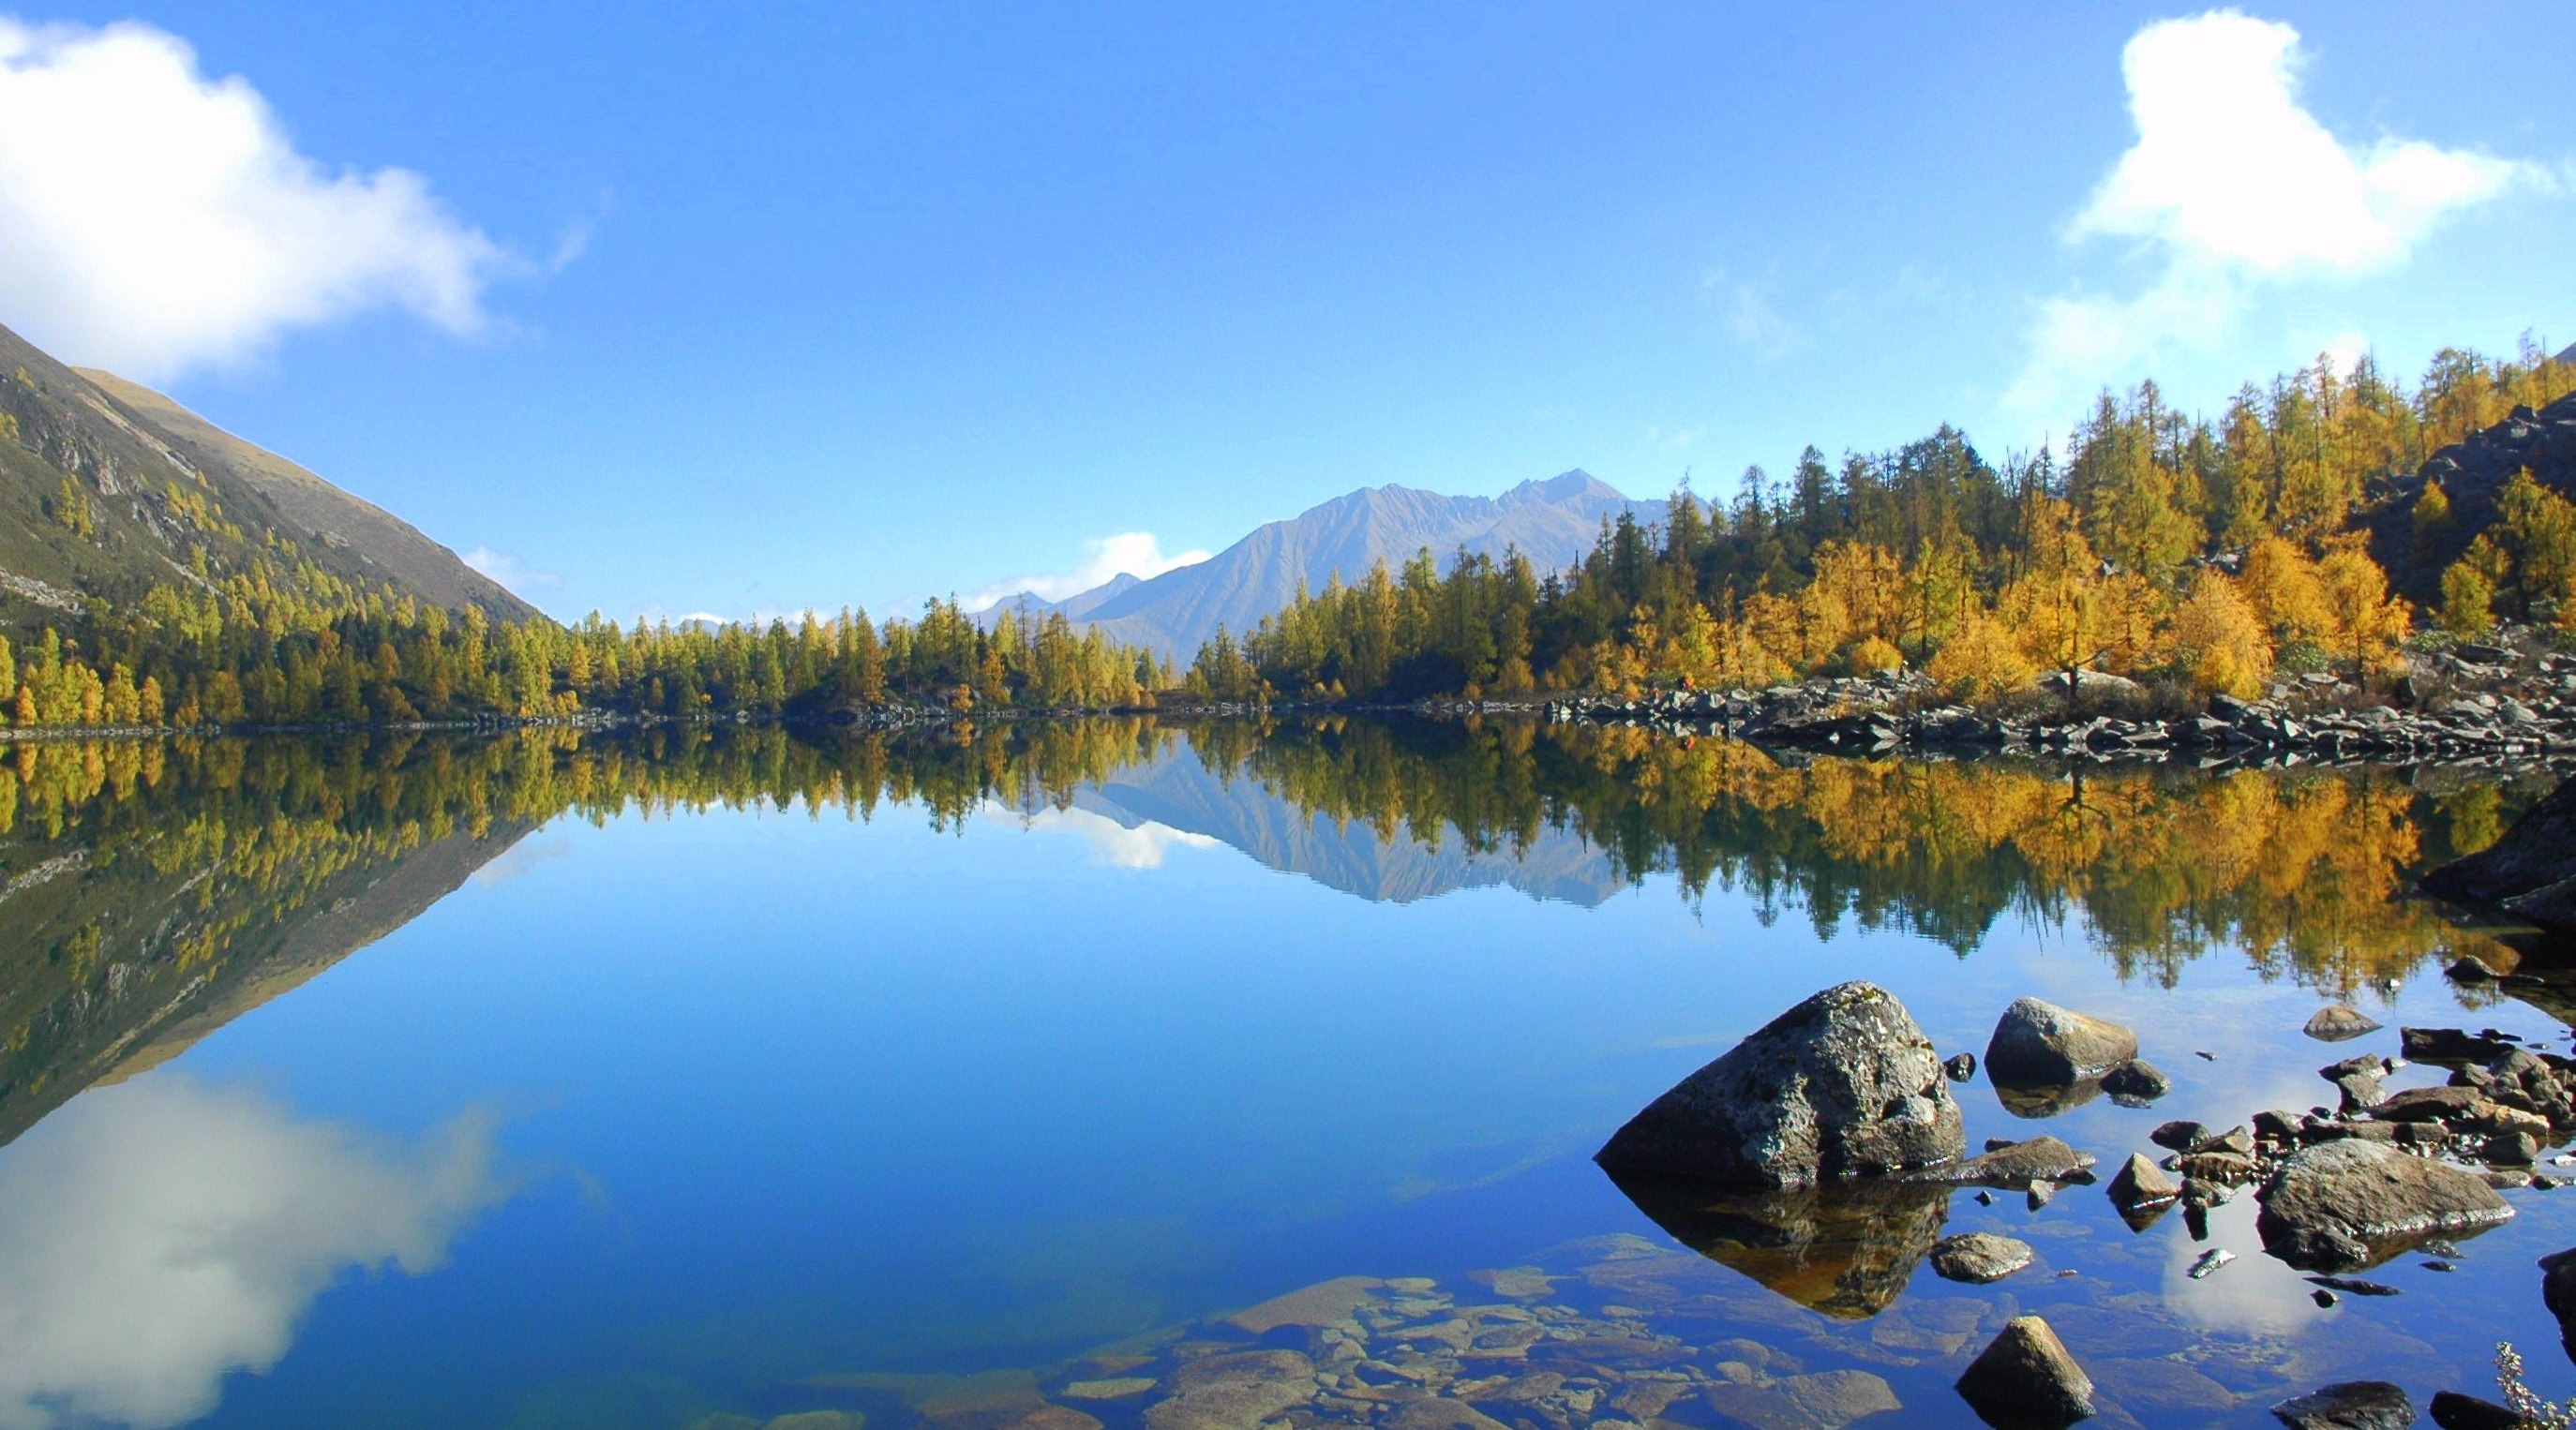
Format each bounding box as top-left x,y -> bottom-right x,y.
1525,639 -> 2576,767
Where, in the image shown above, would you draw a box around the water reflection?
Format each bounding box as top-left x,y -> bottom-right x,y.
0,720 -> 2571,1427
1600,1170 -> 1953,1319
0,1076 -> 504,1430
1,719 -> 2555,1159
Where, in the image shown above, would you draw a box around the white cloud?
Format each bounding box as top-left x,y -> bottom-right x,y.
0,18 -> 513,380
995,802 -> 1219,870
461,544 -> 560,589
0,1076 -> 506,1430
2008,9 -> 2542,416
1700,269 -> 1804,360
965,531 -> 1211,613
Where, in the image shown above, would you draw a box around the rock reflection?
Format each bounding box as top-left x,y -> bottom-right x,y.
1598,1169 -> 1952,1319
0,1075 -> 506,1430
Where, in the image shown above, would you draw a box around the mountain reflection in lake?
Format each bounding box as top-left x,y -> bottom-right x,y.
1,718 -> 2572,1428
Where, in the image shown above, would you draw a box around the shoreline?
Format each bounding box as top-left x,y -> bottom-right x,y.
7,639 -> 2576,775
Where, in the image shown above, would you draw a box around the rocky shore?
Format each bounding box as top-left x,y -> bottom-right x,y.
1505,636 -> 2576,767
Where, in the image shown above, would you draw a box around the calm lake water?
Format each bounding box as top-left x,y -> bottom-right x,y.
6,718 -> 2576,1429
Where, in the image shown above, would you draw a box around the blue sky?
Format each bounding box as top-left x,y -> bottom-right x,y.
1,3 -> 2569,622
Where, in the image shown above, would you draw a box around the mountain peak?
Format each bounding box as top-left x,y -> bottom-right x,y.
1071,470 -> 1671,657
1499,469 -> 1626,508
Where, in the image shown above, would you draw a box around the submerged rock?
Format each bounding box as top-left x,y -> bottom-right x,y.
1060,1380 -> 1156,1402
1601,1170 -> 1950,1318
1595,982 -> 1964,1187
1142,1351 -> 1319,1430
2255,1139 -> 2513,1270
1954,1316 -> 2093,1428
2269,1381 -> 2415,1429
1985,998 -> 2140,1085
1930,1232 -> 2034,1285
1701,1369 -> 1900,1430
1221,1276 -> 1384,1333
2305,1005 -> 2386,1042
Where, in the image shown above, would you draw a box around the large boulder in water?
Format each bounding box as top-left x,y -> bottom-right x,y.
1984,997 -> 2139,1086
2255,1139 -> 2513,1270
1595,981 -> 1964,1187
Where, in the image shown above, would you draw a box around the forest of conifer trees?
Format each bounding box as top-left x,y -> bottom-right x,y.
5,336 -> 2572,733
0,592 -> 1176,732
1188,338 -> 2576,707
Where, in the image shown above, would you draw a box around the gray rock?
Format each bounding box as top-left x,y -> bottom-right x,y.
1945,1052 -> 1977,1081
2370,1086 -> 2485,1123
2108,1153 -> 2180,1212
2256,1140 -> 2513,1270
1910,1135 -> 2095,1190
2540,1245 -> 2576,1363
1595,982 -> 1964,1187
1954,1316 -> 2093,1428
1929,1232 -> 2034,1284
2429,1390 -> 2539,1429
2150,1120 -> 2210,1153
1986,997 -> 2139,1085
2306,1005 -> 2388,1043
2100,1059 -> 2171,1102
2269,1381 -> 2415,1429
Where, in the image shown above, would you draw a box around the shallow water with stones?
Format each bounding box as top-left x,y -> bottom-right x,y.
3,716 -> 2574,1429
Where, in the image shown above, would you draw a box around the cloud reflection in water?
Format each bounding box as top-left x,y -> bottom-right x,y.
997,802 -> 1221,870
0,1076 -> 505,1430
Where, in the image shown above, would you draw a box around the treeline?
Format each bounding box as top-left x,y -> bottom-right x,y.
1192,338 -> 2576,704
1,585 -> 1176,731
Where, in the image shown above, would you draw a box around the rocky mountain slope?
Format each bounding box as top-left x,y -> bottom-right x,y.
2370,372 -> 2576,600
75,367 -> 532,618
0,319 -> 530,630
1049,470 -> 1670,659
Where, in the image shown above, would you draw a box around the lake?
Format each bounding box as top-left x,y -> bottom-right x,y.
4,718 -> 2574,1429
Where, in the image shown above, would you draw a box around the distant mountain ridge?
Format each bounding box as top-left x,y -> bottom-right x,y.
973,571 -> 1141,631
0,318 -> 530,628
999,469 -> 1671,659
